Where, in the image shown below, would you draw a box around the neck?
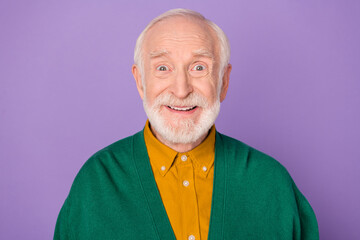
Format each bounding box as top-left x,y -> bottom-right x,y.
150,126 -> 208,153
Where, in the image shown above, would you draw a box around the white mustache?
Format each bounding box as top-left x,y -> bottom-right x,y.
153,92 -> 209,108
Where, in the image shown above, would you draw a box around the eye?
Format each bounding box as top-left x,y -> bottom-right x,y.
156,65 -> 169,71
192,64 -> 206,71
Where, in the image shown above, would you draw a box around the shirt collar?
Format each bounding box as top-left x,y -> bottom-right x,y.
143,120 -> 216,178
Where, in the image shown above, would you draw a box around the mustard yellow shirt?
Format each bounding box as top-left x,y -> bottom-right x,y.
144,121 -> 215,240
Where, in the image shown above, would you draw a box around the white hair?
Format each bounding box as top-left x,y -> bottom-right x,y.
134,8 -> 230,92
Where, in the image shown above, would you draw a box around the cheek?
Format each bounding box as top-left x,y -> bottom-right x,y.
144,81 -> 167,104
145,73 -> 174,94
194,76 -> 218,99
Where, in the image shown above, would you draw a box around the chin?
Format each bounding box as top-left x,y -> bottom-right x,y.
144,97 -> 220,144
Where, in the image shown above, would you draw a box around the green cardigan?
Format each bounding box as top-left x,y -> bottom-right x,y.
54,130 -> 318,240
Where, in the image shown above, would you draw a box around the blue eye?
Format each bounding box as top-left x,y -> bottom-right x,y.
193,64 -> 205,71
157,65 -> 168,71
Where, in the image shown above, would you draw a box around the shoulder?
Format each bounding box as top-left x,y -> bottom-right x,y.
216,132 -> 293,185
68,131 -> 144,197
90,131 -> 138,160
83,130 -> 144,168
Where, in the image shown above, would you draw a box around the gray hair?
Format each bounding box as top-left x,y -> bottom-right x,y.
134,8 -> 230,89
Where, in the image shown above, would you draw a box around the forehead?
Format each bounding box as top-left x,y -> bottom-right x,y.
143,16 -> 219,57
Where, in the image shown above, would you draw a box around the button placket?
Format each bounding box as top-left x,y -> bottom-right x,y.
178,156 -> 200,240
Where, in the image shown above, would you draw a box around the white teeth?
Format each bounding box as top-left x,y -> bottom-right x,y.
168,106 -> 196,111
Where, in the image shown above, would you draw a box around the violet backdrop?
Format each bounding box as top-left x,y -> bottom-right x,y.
1,0 -> 359,239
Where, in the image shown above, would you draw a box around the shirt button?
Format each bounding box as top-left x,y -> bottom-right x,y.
183,180 -> 190,187
202,166 -> 207,172
161,166 -> 166,171
181,155 -> 188,161
188,235 -> 195,240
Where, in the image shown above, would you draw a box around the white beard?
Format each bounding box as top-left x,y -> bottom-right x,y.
143,92 -> 220,144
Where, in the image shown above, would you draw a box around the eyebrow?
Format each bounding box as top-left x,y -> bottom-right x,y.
192,49 -> 214,59
149,49 -> 169,58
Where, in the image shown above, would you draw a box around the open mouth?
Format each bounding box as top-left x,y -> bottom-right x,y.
167,106 -> 197,111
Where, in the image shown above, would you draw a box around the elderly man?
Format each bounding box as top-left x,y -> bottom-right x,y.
54,9 -> 318,240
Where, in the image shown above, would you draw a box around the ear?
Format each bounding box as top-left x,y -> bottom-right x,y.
220,63 -> 232,102
132,64 -> 144,100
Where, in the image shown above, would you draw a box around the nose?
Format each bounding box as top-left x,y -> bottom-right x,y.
170,68 -> 193,99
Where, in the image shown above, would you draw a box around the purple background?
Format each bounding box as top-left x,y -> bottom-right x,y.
1,0 -> 359,239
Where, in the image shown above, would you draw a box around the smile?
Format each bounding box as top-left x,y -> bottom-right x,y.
167,106 -> 197,111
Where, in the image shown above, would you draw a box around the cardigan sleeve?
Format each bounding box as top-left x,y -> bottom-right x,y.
54,197 -> 72,240
293,183 -> 319,240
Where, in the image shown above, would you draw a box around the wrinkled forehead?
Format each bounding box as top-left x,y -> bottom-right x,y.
143,16 -> 220,58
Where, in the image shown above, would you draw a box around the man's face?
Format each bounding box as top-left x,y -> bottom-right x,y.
133,16 -> 230,144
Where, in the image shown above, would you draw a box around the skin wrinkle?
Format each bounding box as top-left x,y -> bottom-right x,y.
149,49 -> 215,80
144,20 -> 218,66
150,49 -> 214,61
